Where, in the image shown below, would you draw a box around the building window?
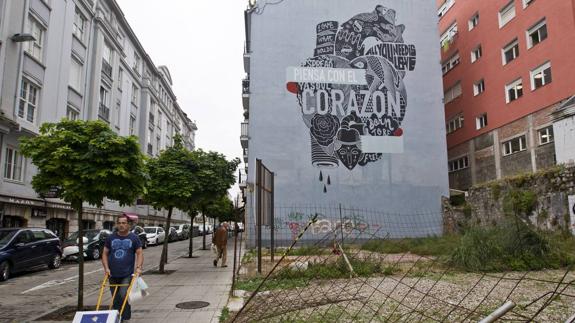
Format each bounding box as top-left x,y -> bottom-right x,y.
18,79 -> 39,123
471,45 -> 482,63
73,9 -> 86,41
149,111 -> 155,130
476,113 -> 488,130
531,62 -> 552,90
473,79 -> 485,96
158,111 -> 163,130
523,0 -> 535,8
26,16 -> 45,62
440,22 -> 458,51
444,81 -> 462,104
527,19 -> 548,48
4,147 -> 24,182
538,126 -> 554,145
505,79 -> 523,103
438,0 -> 455,18
117,68 -> 123,91
66,106 -> 80,120
502,135 -> 527,156
69,58 -> 83,92
133,53 -> 140,74
446,114 -> 464,134
499,1 -> 516,28
131,84 -> 138,105
98,86 -> 110,122
115,100 -> 121,128
468,13 -> 479,31
102,42 -> 113,78
129,115 -> 136,135
502,39 -> 519,65
442,52 -> 460,75
448,156 -> 469,173
156,136 -> 161,154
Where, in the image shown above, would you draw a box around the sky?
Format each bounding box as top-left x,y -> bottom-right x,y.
118,0 -> 247,199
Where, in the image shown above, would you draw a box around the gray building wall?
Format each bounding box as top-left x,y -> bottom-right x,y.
0,0 -> 196,235
244,0 -> 449,244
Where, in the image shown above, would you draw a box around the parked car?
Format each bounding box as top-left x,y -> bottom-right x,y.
168,227 -> 179,242
198,224 -> 213,236
62,229 -> 111,261
144,227 -> 165,245
131,226 -> 148,249
171,224 -> 190,240
190,225 -> 200,238
0,228 -> 62,282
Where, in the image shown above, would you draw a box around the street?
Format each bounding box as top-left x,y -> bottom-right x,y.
0,235 -> 210,322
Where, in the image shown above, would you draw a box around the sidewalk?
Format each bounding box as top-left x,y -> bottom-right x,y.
86,239 -> 242,323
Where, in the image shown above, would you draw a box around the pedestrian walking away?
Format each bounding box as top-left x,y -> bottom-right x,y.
213,222 -> 229,268
101,214 -> 144,322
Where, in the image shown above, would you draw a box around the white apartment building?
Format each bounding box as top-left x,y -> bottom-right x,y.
0,0 -> 197,239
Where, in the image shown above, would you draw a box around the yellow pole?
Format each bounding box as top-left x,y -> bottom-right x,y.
119,275 -> 138,316
95,274 -> 109,311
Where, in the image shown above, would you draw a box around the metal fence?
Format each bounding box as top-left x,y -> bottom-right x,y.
233,206 -> 575,322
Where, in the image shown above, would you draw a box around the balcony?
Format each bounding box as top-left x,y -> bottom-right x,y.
238,168 -> 247,189
101,60 -> 112,79
98,103 -> 110,122
243,43 -> 250,73
242,79 -> 250,111
240,122 -> 249,149
242,147 -> 248,164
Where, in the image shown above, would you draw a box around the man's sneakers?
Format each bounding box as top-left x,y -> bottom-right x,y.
213,259 -> 218,267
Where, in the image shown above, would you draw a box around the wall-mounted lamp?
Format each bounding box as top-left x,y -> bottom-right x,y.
11,33 -> 36,42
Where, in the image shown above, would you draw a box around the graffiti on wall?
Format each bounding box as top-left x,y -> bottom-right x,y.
280,211 -> 378,240
286,5 -> 417,192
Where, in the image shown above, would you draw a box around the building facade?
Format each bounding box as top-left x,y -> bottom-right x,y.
0,0 -> 197,238
438,0 -> 575,190
241,0 -> 449,245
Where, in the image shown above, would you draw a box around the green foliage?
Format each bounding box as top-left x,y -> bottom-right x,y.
450,219 -> 575,272
219,307 -> 230,323
502,189 -> 538,216
361,235 -> 460,256
234,276 -> 308,292
203,195 -> 235,222
19,119 -> 147,208
490,183 -> 502,201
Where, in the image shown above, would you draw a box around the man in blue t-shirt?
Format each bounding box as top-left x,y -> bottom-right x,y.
101,215 -> 143,322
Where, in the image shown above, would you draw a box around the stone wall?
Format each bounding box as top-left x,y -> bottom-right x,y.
447,164 -> 575,233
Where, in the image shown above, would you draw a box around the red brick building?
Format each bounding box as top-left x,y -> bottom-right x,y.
437,0 -> 575,190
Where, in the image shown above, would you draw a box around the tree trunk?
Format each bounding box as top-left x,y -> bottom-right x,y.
76,201 -> 84,310
188,215 -> 194,258
159,206 -> 173,274
202,211 -> 207,250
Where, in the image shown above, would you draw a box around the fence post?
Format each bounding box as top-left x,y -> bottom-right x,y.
270,172 -> 275,263
256,159 -> 262,274
339,203 -> 344,249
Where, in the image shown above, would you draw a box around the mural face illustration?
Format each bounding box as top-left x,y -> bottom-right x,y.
287,5 -> 417,172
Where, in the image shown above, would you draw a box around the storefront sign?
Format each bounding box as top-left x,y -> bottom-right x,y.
0,195 -> 42,206
46,202 -> 74,211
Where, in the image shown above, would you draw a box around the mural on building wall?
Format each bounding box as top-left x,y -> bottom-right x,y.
286,5 -> 417,181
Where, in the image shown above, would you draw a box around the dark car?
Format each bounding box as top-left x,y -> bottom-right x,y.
62,229 -> 111,261
0,228 -> 62,282
168,227 -> 178,242
131,226 -> 148,249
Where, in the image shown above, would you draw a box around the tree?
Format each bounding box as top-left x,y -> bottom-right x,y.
20,120 -> 147,310
184,150 -> 240,254
145,135 -> 198,273
204,195 -> 234,223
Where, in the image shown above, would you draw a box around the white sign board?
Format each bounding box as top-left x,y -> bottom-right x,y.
72,310 -> 120,323
569,195 -> 575,235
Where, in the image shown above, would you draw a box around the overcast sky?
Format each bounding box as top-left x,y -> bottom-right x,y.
119,0 -> 247,198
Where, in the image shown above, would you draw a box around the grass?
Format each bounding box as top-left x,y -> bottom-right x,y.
361,234 -> 460,257
235,276 -> 308,292
219,306 -> 230,323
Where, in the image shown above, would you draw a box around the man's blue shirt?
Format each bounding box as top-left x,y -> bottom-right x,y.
105,232 -> 141,278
